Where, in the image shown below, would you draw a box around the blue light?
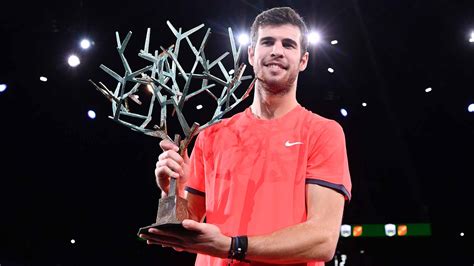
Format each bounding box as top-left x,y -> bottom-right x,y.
340,108 -> 348,117
68,55 -> 80,67
0,84 -> 7,92
308,31 -> 321,45
87,110 -> 96,119
468,103 -> 474,113
80,39 -> 91,49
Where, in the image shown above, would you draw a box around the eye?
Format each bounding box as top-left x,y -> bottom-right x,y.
260,38 -> 275,46
283,42 -> 296,48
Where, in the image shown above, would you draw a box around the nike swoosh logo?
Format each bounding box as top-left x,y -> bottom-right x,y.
285,141 -> 303,147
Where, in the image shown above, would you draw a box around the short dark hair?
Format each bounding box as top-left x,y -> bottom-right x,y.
250,6 -> 308,56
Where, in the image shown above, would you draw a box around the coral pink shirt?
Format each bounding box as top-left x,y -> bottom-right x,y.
186,105 -> 351,266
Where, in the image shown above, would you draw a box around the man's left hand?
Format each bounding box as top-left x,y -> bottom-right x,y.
139,219 -> 231,258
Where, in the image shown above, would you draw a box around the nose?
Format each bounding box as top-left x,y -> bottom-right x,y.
271,41 -> 284,57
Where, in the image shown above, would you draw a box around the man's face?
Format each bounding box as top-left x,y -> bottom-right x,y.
248,24 -> 309,94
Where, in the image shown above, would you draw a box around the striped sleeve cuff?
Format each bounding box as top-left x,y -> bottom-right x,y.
185,186 -> 205,197
305,178 -> 351,201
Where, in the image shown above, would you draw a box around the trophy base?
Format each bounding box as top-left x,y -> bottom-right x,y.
137,195 -> 192,237
137,222 -> 188,236
137,221 -> 199,238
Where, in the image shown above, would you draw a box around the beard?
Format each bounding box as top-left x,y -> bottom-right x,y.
254,67 -> 298,96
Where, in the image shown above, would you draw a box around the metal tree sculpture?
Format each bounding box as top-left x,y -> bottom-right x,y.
89,21 -> 255,233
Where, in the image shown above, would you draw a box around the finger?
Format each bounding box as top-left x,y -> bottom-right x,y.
156,159 -> 183,177
157,154 -> 184,174
143,231 -> 182,243
149,239 -> 186,251
155,172 -> 170,193
155,165 -> 180,179
158,150 -> 184,165
159,140 -> 179,152
147,239 -> 168,246
139,234 -> 149,240
141,234 -> 173,245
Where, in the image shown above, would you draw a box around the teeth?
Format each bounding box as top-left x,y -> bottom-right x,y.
268,64 -> 283,69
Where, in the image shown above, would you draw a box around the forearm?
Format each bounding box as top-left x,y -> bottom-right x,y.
245,220 -> 338,264
244,185 -> 345,264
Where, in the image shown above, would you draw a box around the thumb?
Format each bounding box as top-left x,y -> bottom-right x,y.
182,219 -> 203,232
182,149 -> 190,163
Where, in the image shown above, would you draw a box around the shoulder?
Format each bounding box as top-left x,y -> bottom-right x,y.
299,106 -> 344,133
295,107 -> 346,148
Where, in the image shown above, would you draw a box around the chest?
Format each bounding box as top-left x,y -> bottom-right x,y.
203,123 -> 311,180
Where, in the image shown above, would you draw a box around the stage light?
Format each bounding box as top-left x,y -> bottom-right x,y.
308,31 -> 321,45
328,68 -> 334,73
425,87 -> 432,93
80,39 -> 91,49
340,108 -> 348,117
0,84 -> 7,92
70,239 -> 76,244
68,55 -> 80,67
469,31 -> 474,43
460,232 -> 464,237
196,104 -> 203,110
238,33 -> 249,45
384,223 -> 396,237
87,110 -> 96,119
331,40 -> 338,45
468,103 -> 474,112
340,254 -> 347,265
40,76 -> 47,82
362,102 -> 367,107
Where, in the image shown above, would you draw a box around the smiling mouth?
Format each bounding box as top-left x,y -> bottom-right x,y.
265,63 -> 287,70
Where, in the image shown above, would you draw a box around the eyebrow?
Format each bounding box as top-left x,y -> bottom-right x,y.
259,36 -> 298,47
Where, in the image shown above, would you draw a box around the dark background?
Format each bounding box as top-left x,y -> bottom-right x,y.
0,0 -> 473,265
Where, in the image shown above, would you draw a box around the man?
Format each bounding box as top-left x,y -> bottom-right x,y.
140,6 -> 352,266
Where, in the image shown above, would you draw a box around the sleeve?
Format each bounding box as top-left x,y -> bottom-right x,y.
184,132 -> 206,197
306,120 -> 352,200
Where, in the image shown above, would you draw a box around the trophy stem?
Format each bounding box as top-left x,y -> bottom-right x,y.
168,177 -> 177,197
137,134 -> 189,235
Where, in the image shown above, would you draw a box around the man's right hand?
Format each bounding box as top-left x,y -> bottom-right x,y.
155,140 -> 190,197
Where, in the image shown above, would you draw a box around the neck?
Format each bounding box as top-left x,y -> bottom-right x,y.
250,80 -> 298,120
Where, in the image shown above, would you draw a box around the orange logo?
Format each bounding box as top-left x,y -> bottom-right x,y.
397,225 -> 407,236
353,225 -> 363,237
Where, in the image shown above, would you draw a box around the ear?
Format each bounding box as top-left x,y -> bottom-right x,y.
299,51 -> 309,71
248,45 -> 255,67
